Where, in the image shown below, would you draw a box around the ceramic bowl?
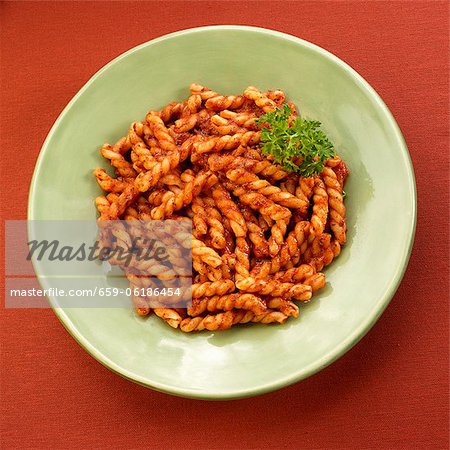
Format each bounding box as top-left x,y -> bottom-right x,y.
28,26 -> 416,399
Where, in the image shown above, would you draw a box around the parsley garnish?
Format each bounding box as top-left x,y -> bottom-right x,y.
256,104 -> 335,177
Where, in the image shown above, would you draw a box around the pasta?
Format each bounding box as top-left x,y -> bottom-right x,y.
93,84 -> 349,332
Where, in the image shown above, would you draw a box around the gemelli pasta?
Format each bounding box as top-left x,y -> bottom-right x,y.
94,83 -> 349,332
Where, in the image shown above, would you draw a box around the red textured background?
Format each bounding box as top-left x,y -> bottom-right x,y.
1,2 -> 449,449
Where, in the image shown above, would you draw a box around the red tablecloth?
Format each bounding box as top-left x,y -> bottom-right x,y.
1,2 -> 448,449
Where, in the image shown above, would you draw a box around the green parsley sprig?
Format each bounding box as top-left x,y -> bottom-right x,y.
255,104 -> 335,177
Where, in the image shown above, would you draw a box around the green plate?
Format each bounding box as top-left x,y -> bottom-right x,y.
28,26 -> 416,399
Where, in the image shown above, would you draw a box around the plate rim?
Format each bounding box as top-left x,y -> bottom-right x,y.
27,25 -> 417,400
